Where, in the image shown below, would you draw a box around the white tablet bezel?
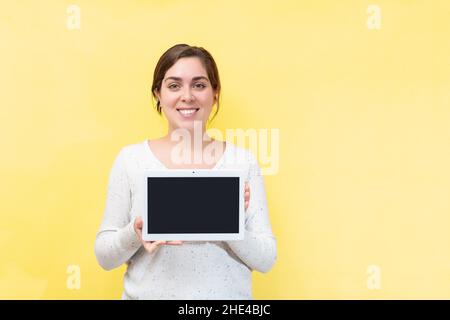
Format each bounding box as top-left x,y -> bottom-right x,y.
141,169 -> 246,241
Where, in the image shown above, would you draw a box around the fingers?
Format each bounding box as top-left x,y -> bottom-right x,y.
135,216 -> 184,253
142,240 -> 183,254
142,240 -> 183,244
149,240 -> 183,245
166,241 -> 183,245
147,240 -> 166,247
142,240 -> 164,254
144,240 -> 184,247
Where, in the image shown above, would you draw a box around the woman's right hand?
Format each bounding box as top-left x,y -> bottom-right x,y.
134,216 -> 183,254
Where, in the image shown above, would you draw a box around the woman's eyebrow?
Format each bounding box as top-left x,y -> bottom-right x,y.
192,76 -> 209,82
164,76 -> 209,82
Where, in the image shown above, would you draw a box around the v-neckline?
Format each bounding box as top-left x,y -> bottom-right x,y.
144,139 -> 228,170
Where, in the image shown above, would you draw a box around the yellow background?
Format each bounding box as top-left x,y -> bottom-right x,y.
0,0 -> 449,299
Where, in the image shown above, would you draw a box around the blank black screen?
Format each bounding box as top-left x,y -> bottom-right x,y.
147,177 -> 239,233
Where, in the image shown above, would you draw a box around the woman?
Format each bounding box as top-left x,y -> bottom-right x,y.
94,44 -> 277,299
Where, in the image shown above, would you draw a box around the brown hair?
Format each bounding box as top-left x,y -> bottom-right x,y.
151,44 -> 221,122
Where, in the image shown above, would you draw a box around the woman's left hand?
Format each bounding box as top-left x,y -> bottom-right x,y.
245,182 -> 250,211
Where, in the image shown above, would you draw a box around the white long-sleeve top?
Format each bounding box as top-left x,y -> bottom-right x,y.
94,140 -> 277,299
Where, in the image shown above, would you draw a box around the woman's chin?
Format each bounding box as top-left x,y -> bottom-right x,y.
174,120 -> 205,131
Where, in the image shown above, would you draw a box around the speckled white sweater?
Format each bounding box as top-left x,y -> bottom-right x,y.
94,140 -> 277,299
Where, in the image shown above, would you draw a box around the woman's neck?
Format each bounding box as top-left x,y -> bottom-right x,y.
164,122 -> 215,150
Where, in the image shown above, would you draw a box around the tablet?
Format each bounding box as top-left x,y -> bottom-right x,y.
141,169 -> 246,241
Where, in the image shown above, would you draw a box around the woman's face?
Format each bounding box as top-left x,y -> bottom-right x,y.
156,57 -> 217,133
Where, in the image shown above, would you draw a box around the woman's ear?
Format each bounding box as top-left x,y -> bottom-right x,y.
154,91 -> 164,108
154,90 -> 161,102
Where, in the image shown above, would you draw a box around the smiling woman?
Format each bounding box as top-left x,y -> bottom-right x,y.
94,44 -> 277,300
151,44 -> 221,131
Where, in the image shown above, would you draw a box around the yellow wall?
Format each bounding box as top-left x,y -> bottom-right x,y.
0,0 -> 448,299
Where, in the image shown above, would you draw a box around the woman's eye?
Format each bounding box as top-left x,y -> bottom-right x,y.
194,83 -> 206,89
168,84 -> 179,89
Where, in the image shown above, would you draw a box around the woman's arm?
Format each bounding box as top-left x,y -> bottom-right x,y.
226,151 -> 277,273
94,148 -> 142,271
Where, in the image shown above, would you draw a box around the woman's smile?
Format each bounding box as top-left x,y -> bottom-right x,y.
177,108 -> 200,118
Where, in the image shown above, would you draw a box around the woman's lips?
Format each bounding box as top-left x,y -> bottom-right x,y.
177,108 -> 199,118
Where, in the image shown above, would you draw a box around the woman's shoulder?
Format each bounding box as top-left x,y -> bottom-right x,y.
112,140 -> 150,164
116,140 -> 146,153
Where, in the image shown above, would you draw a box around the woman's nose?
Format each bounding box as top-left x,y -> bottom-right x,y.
181,88 -> 194,102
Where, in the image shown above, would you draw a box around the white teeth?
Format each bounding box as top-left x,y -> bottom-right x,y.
178,109 -> 197,116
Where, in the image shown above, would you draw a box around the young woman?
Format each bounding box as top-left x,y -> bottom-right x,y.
94,44 -> 277,299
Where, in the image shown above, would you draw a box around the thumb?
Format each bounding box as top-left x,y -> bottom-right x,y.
135,217 -> 143,229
